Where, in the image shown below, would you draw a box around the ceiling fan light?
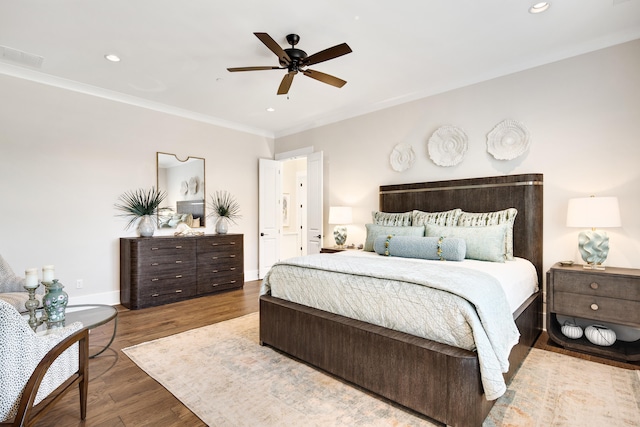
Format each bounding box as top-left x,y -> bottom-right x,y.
529,2 -> 550,13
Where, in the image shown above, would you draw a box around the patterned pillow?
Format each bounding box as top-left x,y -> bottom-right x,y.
412,209 -> 462,227
373,235 -> 466,261
371,211 -> 413,226
426,223 -> 508,262
457,208 -> 518,260
364,224 -> 425,252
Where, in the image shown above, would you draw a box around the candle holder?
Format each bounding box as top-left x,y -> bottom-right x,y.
23,283 -> 48,331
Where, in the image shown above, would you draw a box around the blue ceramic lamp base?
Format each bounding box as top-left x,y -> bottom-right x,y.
578,229 -> 610,270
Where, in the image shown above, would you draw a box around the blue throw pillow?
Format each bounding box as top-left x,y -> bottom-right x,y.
373,235 -> 466,261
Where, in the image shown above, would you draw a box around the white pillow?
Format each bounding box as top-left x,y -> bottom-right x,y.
426,223 -> 508,262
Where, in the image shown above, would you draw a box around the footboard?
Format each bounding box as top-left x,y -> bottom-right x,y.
259,292 -> 541,427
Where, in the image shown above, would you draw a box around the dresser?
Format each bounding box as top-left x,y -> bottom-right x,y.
120,234 -> 244,309
546,263 -> 640,361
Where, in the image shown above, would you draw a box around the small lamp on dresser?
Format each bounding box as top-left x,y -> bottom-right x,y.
328,206 -> 353,248
566,195 -> 621,270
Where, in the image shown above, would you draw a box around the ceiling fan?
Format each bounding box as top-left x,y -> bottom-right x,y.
227,33 -> 352,95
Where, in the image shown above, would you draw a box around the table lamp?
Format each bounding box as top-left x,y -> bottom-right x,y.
566,196 -> 621,270
328,206 -> 353,248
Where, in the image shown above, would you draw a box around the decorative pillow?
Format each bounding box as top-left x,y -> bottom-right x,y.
457,208 -> 518,260
373,235 -> 466,261
425,223 -> 508,262
412,208 -> 462,226
371,211 -> 413,226
364,224 -> 424,252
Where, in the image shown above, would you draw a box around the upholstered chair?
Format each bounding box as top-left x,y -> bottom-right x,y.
0,256 -> 44,313
0,299 -> 88,426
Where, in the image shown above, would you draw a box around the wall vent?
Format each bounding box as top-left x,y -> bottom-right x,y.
0,45 -> 44,68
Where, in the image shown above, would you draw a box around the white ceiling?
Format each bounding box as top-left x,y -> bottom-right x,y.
1,0 -> 639,138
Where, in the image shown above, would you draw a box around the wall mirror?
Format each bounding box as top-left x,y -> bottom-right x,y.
157,152 -> 206,228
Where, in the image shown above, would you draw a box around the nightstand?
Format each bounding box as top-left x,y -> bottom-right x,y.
546,263 -> 640,362
320,247 -> 361,254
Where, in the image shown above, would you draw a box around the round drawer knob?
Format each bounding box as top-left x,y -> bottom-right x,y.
590,303 -> 599,311
590,282 -> 599,290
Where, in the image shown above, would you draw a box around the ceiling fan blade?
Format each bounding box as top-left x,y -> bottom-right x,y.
254,32 -> 291,65
302,69 -> 347,88
302,43 -> 352,67
227,66 -> 283,72
277,72 -> 296,95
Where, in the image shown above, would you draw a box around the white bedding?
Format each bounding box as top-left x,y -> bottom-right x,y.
335,250 -> 539,313
261,251 -> 539,400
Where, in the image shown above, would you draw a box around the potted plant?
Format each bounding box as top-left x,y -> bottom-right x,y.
207,190 -> 241,234
115,187 -> 166,237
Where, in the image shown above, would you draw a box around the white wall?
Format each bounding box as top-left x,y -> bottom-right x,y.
0,74 -> 274,304
275,40 -> 640,278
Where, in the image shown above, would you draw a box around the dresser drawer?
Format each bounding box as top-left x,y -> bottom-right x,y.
133,238 -> 196,254
197,271 -> 243,295
553,270 -> 640,301
553,291 -> 640,326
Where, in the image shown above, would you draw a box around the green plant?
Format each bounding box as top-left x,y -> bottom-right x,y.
207,190 -> 241,224
114,187 -> 167,229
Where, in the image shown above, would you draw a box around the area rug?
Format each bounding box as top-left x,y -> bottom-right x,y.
123,313 -> 640,426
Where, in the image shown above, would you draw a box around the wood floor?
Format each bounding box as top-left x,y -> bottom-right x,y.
32,280 -> 638,426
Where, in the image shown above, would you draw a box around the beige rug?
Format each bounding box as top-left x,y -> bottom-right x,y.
123,313 -> 640,427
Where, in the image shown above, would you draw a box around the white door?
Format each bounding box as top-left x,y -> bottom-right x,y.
306,151 -> 323,254
258,158 -> 282,278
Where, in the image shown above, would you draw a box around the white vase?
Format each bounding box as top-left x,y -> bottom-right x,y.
216,217 -> 228,234
138,215 -> 155,237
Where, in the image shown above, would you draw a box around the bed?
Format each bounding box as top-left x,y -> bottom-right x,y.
259,173 -> 543,427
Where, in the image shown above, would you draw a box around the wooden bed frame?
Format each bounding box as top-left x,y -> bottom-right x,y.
260,174 -> 543,427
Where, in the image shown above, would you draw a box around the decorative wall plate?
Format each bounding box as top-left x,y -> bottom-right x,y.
427,125 -> 468,167
188,177 -> 199,194
180,181 -> 188,195
389,143 -> 415,172
486,119 -> 531,160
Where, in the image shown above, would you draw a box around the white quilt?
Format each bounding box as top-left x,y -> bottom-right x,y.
261,253 -> 522,400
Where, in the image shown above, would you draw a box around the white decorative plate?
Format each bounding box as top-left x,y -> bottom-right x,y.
486,119 -> 531,160
188,177 -> 199,194
427,125 -> 468,167
389,143 -> 415,172
180,181 -> 188,195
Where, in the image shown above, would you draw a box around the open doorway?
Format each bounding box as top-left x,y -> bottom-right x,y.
280,158 -> 307,259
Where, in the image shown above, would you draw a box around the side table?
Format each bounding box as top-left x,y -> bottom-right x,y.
546,263 -> 640,362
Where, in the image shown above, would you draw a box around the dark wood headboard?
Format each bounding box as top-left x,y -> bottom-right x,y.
380,174 -> 543,283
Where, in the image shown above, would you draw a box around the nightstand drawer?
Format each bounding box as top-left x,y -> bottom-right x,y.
553,270 -> 640,301
554,291 -> 640,326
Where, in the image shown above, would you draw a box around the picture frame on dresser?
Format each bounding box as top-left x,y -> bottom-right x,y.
120,234 -> 244,309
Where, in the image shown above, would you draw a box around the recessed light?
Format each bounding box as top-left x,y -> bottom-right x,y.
266,107 -> 275,112
104,54 -> 121,62
529,2 -> 550,13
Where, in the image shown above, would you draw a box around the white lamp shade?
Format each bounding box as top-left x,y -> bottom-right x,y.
566,197 -> 621,228
328,206 -> 353,225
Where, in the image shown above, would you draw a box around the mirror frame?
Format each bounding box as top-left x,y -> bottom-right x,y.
156,152 -> 206,228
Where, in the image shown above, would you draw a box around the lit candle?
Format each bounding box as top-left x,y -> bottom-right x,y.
25,268 -> 39,288
42,265 -> 55,283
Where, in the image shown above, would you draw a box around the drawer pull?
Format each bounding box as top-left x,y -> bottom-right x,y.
590,303 -> 599,311
151,247 -> 159,251
230,280 -> 236,284
212,270 -> 219,273
175,260 -> 182,264
151,262 -> 159,266
175,245 -> 183,249
211,256 -> 219,260
590,282 -> 598,290
230,254 -> 236,258
211,243 -> 220,246
151,293 -> 159,297
175,275 -> 183,278
175,289 -> 182,293
230,242 -> 236,245
230,267 -> 236,271
151,278 -> 159,282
